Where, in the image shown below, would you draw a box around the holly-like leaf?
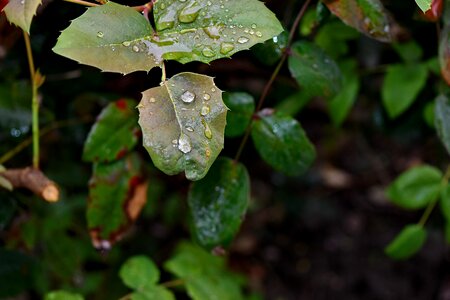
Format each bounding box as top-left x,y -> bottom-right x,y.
223,92 -> 255,137
188,157 -> 250,249
289,41 -> 343,99
382,63 -> 428,118
416,0 -> 432,12
321,0 -> 392,42
251,112 -> 316,176
3,0 -> 41,32
120,256 -> 160,290
53,1 -> 283,74
435,94 -> 450,156
385,224 -> 427,260
165,242 -> 244,300
83,99 -> 139,162
386,165 -> 442,210
138,72 -> 227,181
44,291 -> 84,300
87,153 -> 148,249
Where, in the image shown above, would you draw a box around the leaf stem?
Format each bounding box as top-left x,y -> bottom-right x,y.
23,32 -> 40,169
160,278 -> 185,288
233,0 -> 311,162
418,165 -> 450,227
161,62 -> 167,82
62,0 -> 99,7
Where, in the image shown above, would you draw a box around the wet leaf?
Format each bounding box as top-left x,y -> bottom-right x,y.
416,0 -> 432,12
188,157 -> 250,249
321,0 -> 392,42
83,99 -> 139,162
385,224 -> 427,260
53,1 -> 283,74
44,291 -> 84,300
251,113 -> 316,176
4,0 -> 41,32
120,256 -> 160,290
435,94 -> 450,155
289,41 -> 343,99
130,286 -> 175,300
440,184 -> 450,222
382,63 -> 428,118
386,165 -> 442,210
165,242 -> 244,300
252,31 -> 288,66
223,92 -> 255,137
138,72 -> 227,181
87,153 -> 147,249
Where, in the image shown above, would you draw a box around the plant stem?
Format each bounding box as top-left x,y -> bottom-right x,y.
62,0 -> 99,6
233,0 -> 311,162
418,165 -> 450,227
161,62 -> 167,82
24,32 -> 40,169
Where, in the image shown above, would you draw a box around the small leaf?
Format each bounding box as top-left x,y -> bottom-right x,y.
138,72 -> 227,181
120,256 -> 160,290
83,99 -> 139,162
4,0 -> 41,32
385,224 -> 427,260
314,20 -> 359,59
251,113 -> 316,176
386,165 -> 442,210
392,40 -> 423,63
434,94 -> 450,156
416,0 -> 432,12
188,157 -> 250,249
165,242 -> 244,300
131,286 -> 175,300
322,0 -> 392,42
289,41 -> 343,99
440,184 -> 450,222
44,291 -> 84,300
382,64 -> 428,118
87,153 -> 147,249
223,92 -> 255,137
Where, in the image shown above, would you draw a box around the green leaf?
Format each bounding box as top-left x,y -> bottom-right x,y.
386,165 -> 442,210
385,224 -> 427,260
382,64 -> 428,118
393,40 -> 423,63
223,92 -> 255,137
423,101 -> 435,128
44,291 -> 84,300
251,113 -> 316,176
87,153 -> 147,249
165,242 -> 244,300
188,157 -> 250,249
131,286 -> 175,300
83,99 -> 139,162
289,41 -> 343,99
138,72 -> 227,181
314,20 -> 359,59
416,0 -> 432,12
434,94 -> 450,156
4,0 -> 41,32
54,1 -> 283,74
252,31 -> 288,66
120,256 -> 160,290
440,184 -> 450,222
275,91 -> 312,117
321,0 -> 392,42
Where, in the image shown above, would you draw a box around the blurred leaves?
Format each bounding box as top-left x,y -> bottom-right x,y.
223,92 -> 255,138
44,290 -> 84,300
385,224 -> 427,260
0,249 -> 37,298
434,94 -> 450,156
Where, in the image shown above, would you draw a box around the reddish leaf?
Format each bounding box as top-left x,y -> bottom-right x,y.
0,0 -> 9,12
423,0 -> 442,22
322,0 -> 392,42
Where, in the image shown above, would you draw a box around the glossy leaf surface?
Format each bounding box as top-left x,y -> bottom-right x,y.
434,94 -> 450,156
138,72 -> 227,181
385,224 -> 427,260
83,99 -> 139,162
54,1 -> 283,74
382,64 -> 428,118
188,157 -> 250,249
251,113 -> 316,176
223,92 -> 255,137
120,256 -> 159,290
289,41 -> 343,99
4,0 -> 41,32
322,0 -> 391,42
386,165 -> 442,210
87,154 -> 147,249
165,242 -> 244,300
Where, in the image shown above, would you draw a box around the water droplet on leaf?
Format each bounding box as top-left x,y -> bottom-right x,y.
237,37 -> 249,44
220,42 -> 234,54
203,93 -> 211,101
97,31 -> 104,38
202,46 -> 215,57
186,126 -> 194,132
178,134 -> 192,153
122,41 -> 131,47
201,105 -> 210,116
256,31 -> 262,37
179,1 -> 201,23
149,97 -> 156,103
132,45 -> 140,52
251,24 -> 257,29
181,91 -> 196,103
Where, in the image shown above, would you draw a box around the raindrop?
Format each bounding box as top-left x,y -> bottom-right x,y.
149,97 -> 156,103
20,0 -> 24,4
203,93 -> 211,101
172,139 -> 178,145
132,45 -> 140,52
205,148 -> 211,158
97,31 -> 104,38
201,105 -> 210,116
181,91 -> 196,103
179,0 -> 187,2
251,23 -> 257,29
204,26 -> 222,39
211,88 -> 216,92
384,25 -> 390,33
249,29 -> 255,35
179,2 -> 201,23
220,42 -> 234,54
244,28 -> 249,33
237,37 -> 249,44
178,135 -> 192,153
160,3 -> 166,9
202,46 -> 215,57
186,126 -> 194,132
122,41 -> 131,47
256,31 -> 262,37
207,0 -> 212,5
111,47 -> 116,51
202,119 -> 212,139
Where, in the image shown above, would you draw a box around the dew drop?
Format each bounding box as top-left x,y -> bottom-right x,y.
186,126 -> 194,132
179,2 -> 201,23
172,139 -> 178,145
256,31 -> 262,37
203,93 -> 211,101
178,134 -> 192,153
204,123 -> 212,139
132,45 -> 140,52
202,46 -> 215,57
160,3 -> 166,9
206,148 -> 211,158
149,97 -> 156,103
201,105 -> 210,116
204,26 -> 222,39
211,87 -> 216,92
251,23 -> 257,29
181,91 -> 196,103
97,31 -> 104,38
220,42 -> 234,54
111,47 -> 116,51
122,41 -> 131,47
237,37 -> 249,44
